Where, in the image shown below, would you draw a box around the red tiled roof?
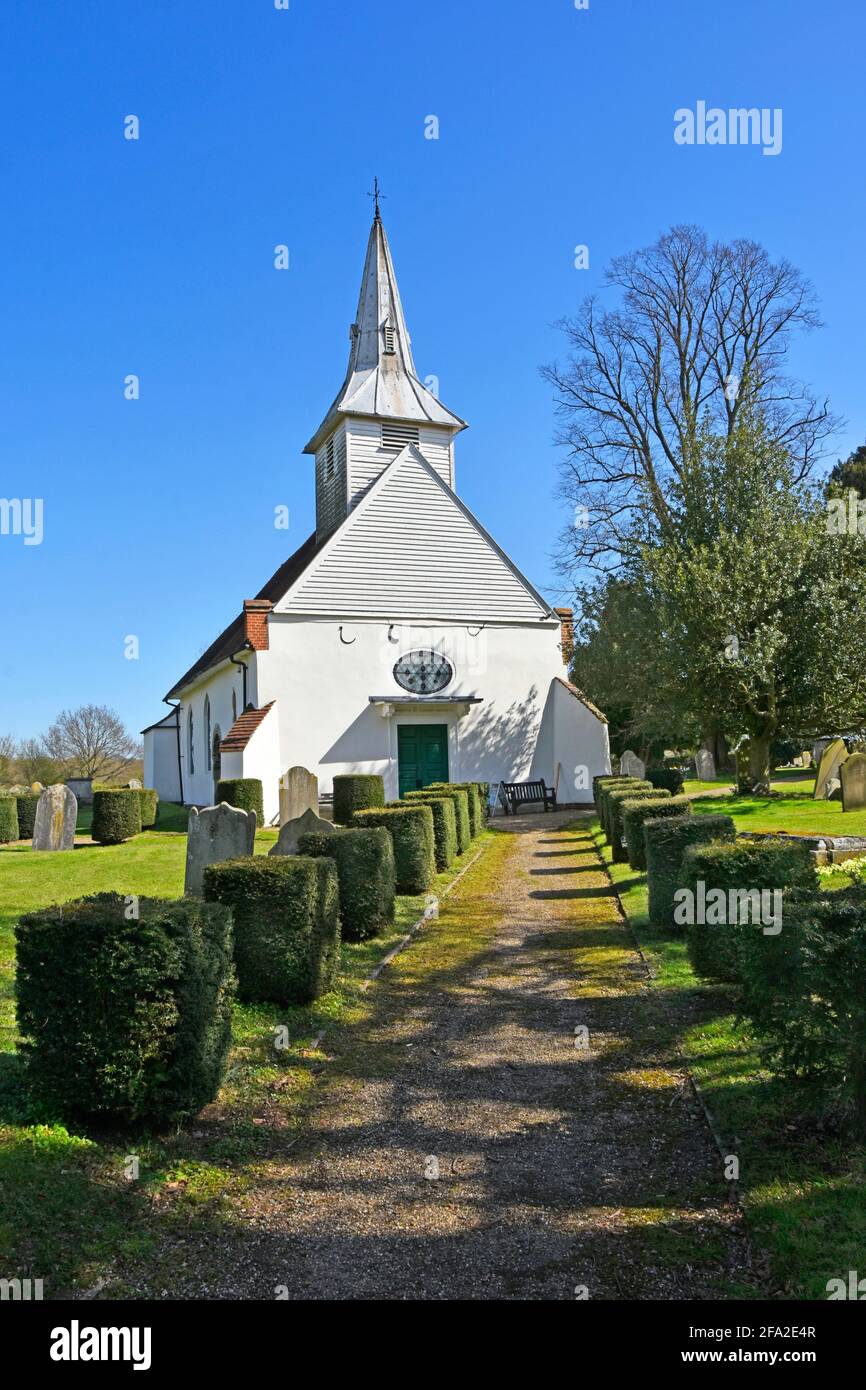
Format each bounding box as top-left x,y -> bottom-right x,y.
220,701 -> 276,752
555,676 -> 608,724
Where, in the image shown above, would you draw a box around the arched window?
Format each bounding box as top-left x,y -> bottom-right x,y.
232,689 -> 237,723
187,707 -> 195,775
204,696 -> 212,771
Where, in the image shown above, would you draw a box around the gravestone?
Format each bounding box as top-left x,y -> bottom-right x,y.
695,748 -> 716,781
279,765 -> 319,826
269,806 -> 336,856
619,749 -> 645,779
814,738 -> 849,801
184,802 -> 257,895
841,753 -> 866,812
32,784 -> 77,852
127,778 -> 142,789
812,737 -> 833,767
30,781 -> 43,792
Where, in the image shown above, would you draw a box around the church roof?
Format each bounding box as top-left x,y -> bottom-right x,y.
164,530 -> 326,698
220,701 -> 275,752
304,212 -> 466,454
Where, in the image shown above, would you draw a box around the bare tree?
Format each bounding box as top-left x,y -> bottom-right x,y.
43,705 -> 140,780
0,733 -> 16,784
542,225 -> 837,577
15,737 -> 62,785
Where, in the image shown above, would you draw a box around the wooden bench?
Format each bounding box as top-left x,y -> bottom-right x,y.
498,779 -> 557,815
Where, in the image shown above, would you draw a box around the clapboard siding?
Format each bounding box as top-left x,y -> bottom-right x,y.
283,447 -> 546,621
346,417 -> 452,507
315,423 -> 348,539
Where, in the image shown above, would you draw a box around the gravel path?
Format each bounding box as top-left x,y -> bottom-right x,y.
154,815 -> 754,1299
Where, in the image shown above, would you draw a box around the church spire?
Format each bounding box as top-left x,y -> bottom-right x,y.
304,203 -> 466,455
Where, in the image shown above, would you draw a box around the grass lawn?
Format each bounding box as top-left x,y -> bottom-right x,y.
690,791 -> 866,837
683,768 -> 817,798
0,808 -> 494,1296
593,821 -> 866,1300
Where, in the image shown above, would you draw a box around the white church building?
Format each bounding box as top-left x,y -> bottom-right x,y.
143,207 -> 610,823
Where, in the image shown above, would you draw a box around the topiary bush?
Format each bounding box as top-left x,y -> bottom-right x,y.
216,778 -> 263,826
203,855 -> 339,1004
646,765 -> 685,796
138,788 -> 159,828
597,779 -> 648,840
14,892 -> 235,1125
16,793 -> 40,840
429,782 -> 483,838
399,794 -> 457,870
299,826 -> 395,942
645,812 -> 736,932
735,885 -> 866,1134
353,803 -> 435,894
0,796 -> 20,843
91,788 -> 142,844
682,839 -> 818,983
622,792 -> 689,870
404,787 -> 470,854
332,774 -> 385,826
606,785 -> 660,859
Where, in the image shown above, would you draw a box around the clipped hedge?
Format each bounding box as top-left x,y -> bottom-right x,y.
332,774 -> 385,826
399,794 -> 457,870
16,793 -> 40,840
622,792 -> 688,870
645,812 -> 736,932
203,855 -> 339,1004
598,779 -> 648,840
646,765 -> 685,796
736,885 -> 866,1133
682,839 -> 818,983
353,803 -> 435,894
14,892 -> 235,1124
299,826 -> 395,941
0,796 -> 19,843
429,782 -> 483,838
404,786 -> 470,854
606,785 -> 661,860
216,778 -> 263,826
138,788 -> 159,828
91,788 -> 142,844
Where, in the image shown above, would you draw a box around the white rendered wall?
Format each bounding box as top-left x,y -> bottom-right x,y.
143,725 -> 181,803
177,660 -> 249,807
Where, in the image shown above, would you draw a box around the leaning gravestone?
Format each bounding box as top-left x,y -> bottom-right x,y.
841,753 -> 866,812
695,748 -> 716,781
279,765 -> 319,826
269,806 -> 336,857
619,749 -> 646,779
814,738 -> 849,801
184,802 -> 257,895
813,737 -> 833,768
32,784 -> 77,852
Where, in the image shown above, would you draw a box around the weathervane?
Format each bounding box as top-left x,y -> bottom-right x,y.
368,176 -> 386,220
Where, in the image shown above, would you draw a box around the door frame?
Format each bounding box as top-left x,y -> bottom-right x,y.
396,721 -> 451,796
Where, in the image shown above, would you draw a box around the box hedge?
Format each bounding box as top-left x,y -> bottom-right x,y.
645,812 -> 736,932
682,839 -> 818,983
16,793 -> 40,840
399,794 -> 457,870
216,778 -> 263,826
14,892 -> 235,1125
332,774 -> 385,826
91,788 -> 142,844
298,826 -> 395,941
138,788 -> 159,828
735,885 -> 866,1133
352,803 -> 435,894
605,785 -> 660,858
0,796 -> 19,843
622,792 -> 690,870
429,782 -> 484,837
404,786 -> 470,854
598,779 -> 648,839
593,773 -> 639,803
646,765 -> 685,796
203,855 -> 339,1004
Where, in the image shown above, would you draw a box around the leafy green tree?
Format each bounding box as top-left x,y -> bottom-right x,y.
827,442 -> 866,499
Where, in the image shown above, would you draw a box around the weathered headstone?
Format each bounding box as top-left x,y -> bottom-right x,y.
813,737 -> 833,768
184,802 -> 257,895
269,806 -> 336,856
814,738 -> 849,801
32,784 -> 77,852
127,778 -> 142,789
695,748 -> 716,781
619,749 -> 645,779
841,753 -> 866,812
279,765 -> 319,826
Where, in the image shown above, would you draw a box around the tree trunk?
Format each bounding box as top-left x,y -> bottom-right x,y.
747,733 -> 772,795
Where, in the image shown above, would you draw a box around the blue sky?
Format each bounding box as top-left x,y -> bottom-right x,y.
1,0 -> 864,740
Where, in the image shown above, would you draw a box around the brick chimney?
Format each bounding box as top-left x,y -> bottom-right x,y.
243,599 -> 272,651
554,607 -> 574,665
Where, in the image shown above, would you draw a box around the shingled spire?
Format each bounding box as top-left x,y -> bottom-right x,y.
304,209 -> 466,455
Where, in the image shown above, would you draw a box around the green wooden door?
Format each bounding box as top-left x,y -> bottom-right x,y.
397,724 -> 449,797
